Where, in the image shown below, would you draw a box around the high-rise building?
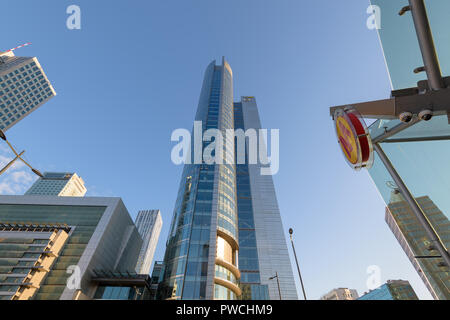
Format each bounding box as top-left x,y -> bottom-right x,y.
134,210 -> 163,275
149,261 -> 164,300
358,280 -> 418,300
157,59 -> 297,300
320,288 -> 359,300
0,196 -> 143,300
25,172 -> 87,197
233,97 -> 297,300
385,191 -> 450,300
0,51 -> 56,131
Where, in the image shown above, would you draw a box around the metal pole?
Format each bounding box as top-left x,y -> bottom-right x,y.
275,272 -> 282,300
373,143 -> 450,267
289,231 -> 307,300
0,151 -> 25,176
408,0 -> 445,90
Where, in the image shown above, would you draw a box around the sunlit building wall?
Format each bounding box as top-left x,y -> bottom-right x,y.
25,172 -> 87,197
0,196 -> 142,300
135,210 -> 163,275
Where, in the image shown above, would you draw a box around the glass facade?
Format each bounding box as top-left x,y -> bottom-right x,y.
0,204 -> 106,299
94,285 -> 149,300
368,116 -> 450,299
234,102 -> 269,300
159,60 -> 296,300
370,0 -> 450,90
158,59 -> 239,300
358,280 -> 418,300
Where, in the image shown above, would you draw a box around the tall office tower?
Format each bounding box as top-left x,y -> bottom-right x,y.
0,51 -> 56,131
233,97 -> 297,300
158,59 -> 297,300
358,280 -> 418,300
0,196 -> 143,300
134,210 -> 163,275
25,172 -> 87,197
385,191 -> 450,300
320,288 -> 359,300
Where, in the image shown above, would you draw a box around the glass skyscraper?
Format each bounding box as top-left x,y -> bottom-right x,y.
158,59 -> 297,300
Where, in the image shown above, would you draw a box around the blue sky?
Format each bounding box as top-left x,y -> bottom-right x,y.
0,0 -> 433,299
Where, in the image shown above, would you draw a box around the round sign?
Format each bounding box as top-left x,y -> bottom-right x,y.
334,107 -> 373,170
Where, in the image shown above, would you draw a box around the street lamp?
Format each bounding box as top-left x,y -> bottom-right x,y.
0,129 -> 44,178
268,272 -> 282,300
289,228 -> 307,300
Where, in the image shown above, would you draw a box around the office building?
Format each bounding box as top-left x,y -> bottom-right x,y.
25,172 -> 87,197
385,191 -> 450,300
0,51 -> 56,131
0,196 -> 142,300
233,97 -> 297,300
157,59 -> 297,300
134,210 -> 163,275
321,288 -> 359,300
149,261 -> 164,300
358,280 -> 418,300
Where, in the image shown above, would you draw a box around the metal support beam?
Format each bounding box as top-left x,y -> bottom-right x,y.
408,0 -> 445,90
373,143 -> 450,267
371,118 -> 420,144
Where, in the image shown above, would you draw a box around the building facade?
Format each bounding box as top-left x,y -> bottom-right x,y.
158,59 -> 297,300
385,192 -> 450,300
134,210 -> 163,275
25,172 -> 87,197
358,280 -> 418,300
0,51 -> 55,131
0,196 -> 142,300
321,288 -> 359,300
149,261 -> 164,300
234,97 -> 297,300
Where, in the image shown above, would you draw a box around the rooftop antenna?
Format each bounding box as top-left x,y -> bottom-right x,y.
3,42 -> 32,54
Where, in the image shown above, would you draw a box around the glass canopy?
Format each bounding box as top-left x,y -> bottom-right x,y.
370,0 -> 450,90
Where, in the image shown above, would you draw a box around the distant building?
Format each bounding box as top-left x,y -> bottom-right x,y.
385,191 -> 450,300
358,280 -> 418,300
25,172 -> 87,197
134,210 -> 162,275
0,196 -> 142,300
149,261 -> 164,300
321,288 -> 359,300
0,51 -> 56,131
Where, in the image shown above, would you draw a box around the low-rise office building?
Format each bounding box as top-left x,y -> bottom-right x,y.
0,195 -> 142,300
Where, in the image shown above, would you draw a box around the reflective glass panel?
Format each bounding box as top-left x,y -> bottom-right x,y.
370,0 -> 450,89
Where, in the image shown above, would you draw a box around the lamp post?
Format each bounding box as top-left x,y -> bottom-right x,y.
289,228 -> 307,300
269,272 -> 282,300
0,129 -> 43,178
0,150 -> 25,176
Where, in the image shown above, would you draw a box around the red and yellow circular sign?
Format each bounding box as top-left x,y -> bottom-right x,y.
334,107 -> 373,170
